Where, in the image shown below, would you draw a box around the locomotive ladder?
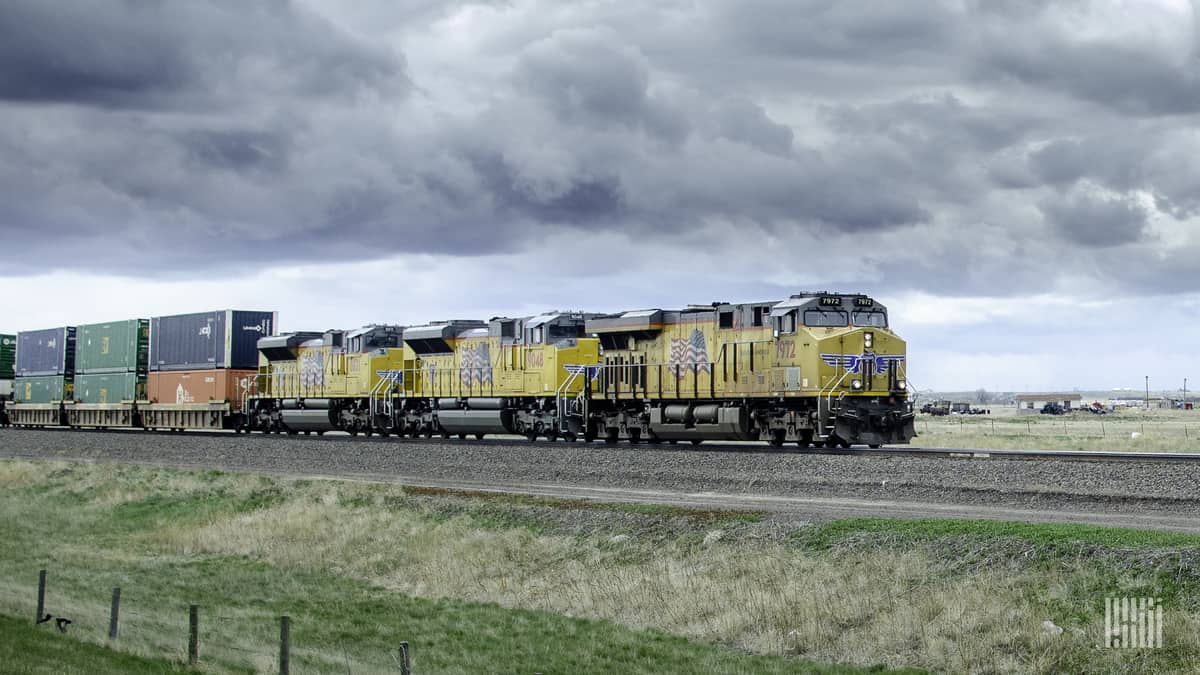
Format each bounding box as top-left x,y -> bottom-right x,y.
817,367 -> 853,440
368,374 -> 397,427
556,366 -> 592,435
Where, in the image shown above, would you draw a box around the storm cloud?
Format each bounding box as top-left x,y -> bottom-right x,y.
1,0 -> 1199,299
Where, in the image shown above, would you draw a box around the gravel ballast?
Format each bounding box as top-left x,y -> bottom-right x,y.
3,429 -> 1200,524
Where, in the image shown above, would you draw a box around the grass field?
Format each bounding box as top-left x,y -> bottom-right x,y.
915,407 -> 1200,452
1,460 -> 1198,673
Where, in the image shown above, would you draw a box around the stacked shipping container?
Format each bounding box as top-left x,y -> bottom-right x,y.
74,319 -> 150,403
13,327 -> 76,403
148,310 -> 276,404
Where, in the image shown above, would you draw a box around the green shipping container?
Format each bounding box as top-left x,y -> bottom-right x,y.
14,375 -> 72,403
74,372 -> 145,404
0,334 -> 14,379
76,319 -> 149,374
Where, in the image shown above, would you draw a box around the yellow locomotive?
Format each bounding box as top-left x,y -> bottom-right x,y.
582,292 -> 913,447
246,293 -> 913,447
249,314 -> 600,439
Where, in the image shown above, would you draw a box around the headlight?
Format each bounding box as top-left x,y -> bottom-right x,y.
863,332 -> 874,348
896,380 -> 906,390
851,379 -> 863,390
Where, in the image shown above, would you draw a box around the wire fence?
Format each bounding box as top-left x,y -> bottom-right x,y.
22,568 -> 414,674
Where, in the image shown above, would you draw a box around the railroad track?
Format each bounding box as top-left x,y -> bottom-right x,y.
5,426 -> 1199,463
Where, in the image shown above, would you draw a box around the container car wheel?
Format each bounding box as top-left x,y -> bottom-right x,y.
690,439 -> 703,446
458,433 -> 467,440
526,429 -> 539,442
869,444 -> 881,449
769,430 -> 785,448
604,429 -> 618,445
475,433 -> 485,440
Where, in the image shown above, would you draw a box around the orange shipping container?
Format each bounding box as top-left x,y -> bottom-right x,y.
147,369 -> 256,404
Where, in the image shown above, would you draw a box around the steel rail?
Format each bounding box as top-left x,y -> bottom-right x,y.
4,426 -> 1200,463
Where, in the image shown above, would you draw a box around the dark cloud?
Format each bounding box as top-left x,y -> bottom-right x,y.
0,0 -> 1197,299
1040,190 -> 1149,247
0,0 -> 406,108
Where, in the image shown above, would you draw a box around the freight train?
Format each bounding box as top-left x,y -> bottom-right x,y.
1,293 -> 915,448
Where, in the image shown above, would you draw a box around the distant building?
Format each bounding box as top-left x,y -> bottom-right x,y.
1014,393 -> 1082,414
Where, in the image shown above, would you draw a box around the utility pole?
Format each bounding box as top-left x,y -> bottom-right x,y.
1145,375 -> 1150,410
1185,378 -> 1188,408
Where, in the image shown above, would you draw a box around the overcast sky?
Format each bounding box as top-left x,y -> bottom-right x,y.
2,0 -> 1198,393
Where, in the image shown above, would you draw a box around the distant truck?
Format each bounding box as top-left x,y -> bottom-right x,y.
921,400 -> 952,416
1040,402 -> 1067,415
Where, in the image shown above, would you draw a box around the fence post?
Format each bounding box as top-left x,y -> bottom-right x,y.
280,616 -> 291,675
35,570 -> 46,624
399,641 -> 411,675
189,605 -> 199,666
109,587 -> 121,640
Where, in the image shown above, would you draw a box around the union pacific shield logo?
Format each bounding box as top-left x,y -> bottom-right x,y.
819,353 -> 904,374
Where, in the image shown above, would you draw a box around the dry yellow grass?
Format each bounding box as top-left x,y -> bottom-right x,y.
152,482 -> 1200,673
916,407 -> 1200,452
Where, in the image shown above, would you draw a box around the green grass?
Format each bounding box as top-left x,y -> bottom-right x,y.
0,461 -> 900,675
5,459 -> 1200,673
798,517 -> 1200,551
0,613 -> 194,675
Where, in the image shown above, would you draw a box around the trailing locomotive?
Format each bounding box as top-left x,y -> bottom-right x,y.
247,314 -> 600,440
3,292 -> 914,448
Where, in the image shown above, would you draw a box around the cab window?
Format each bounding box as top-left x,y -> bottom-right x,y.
548,324 -> 582,340
851,310 -> 887,328
776,311 -> 796,334
803,309 -> 849,327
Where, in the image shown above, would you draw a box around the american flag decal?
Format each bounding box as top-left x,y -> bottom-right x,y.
669,329 -> 711,379
459,343 -> 493,387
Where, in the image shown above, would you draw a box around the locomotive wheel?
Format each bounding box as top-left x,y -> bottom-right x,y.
423,429 -> 434,439
840,439 -> 851,449
526,429 -> 539,442
560,432 -> 575,442
604,430 -> 618,445
769,431 -> 785,448
475,433 -> 485,440
869,444 -> 881,449
458,433 -> 467,440
546,430 -> 559,442
348,428 -> 358,437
